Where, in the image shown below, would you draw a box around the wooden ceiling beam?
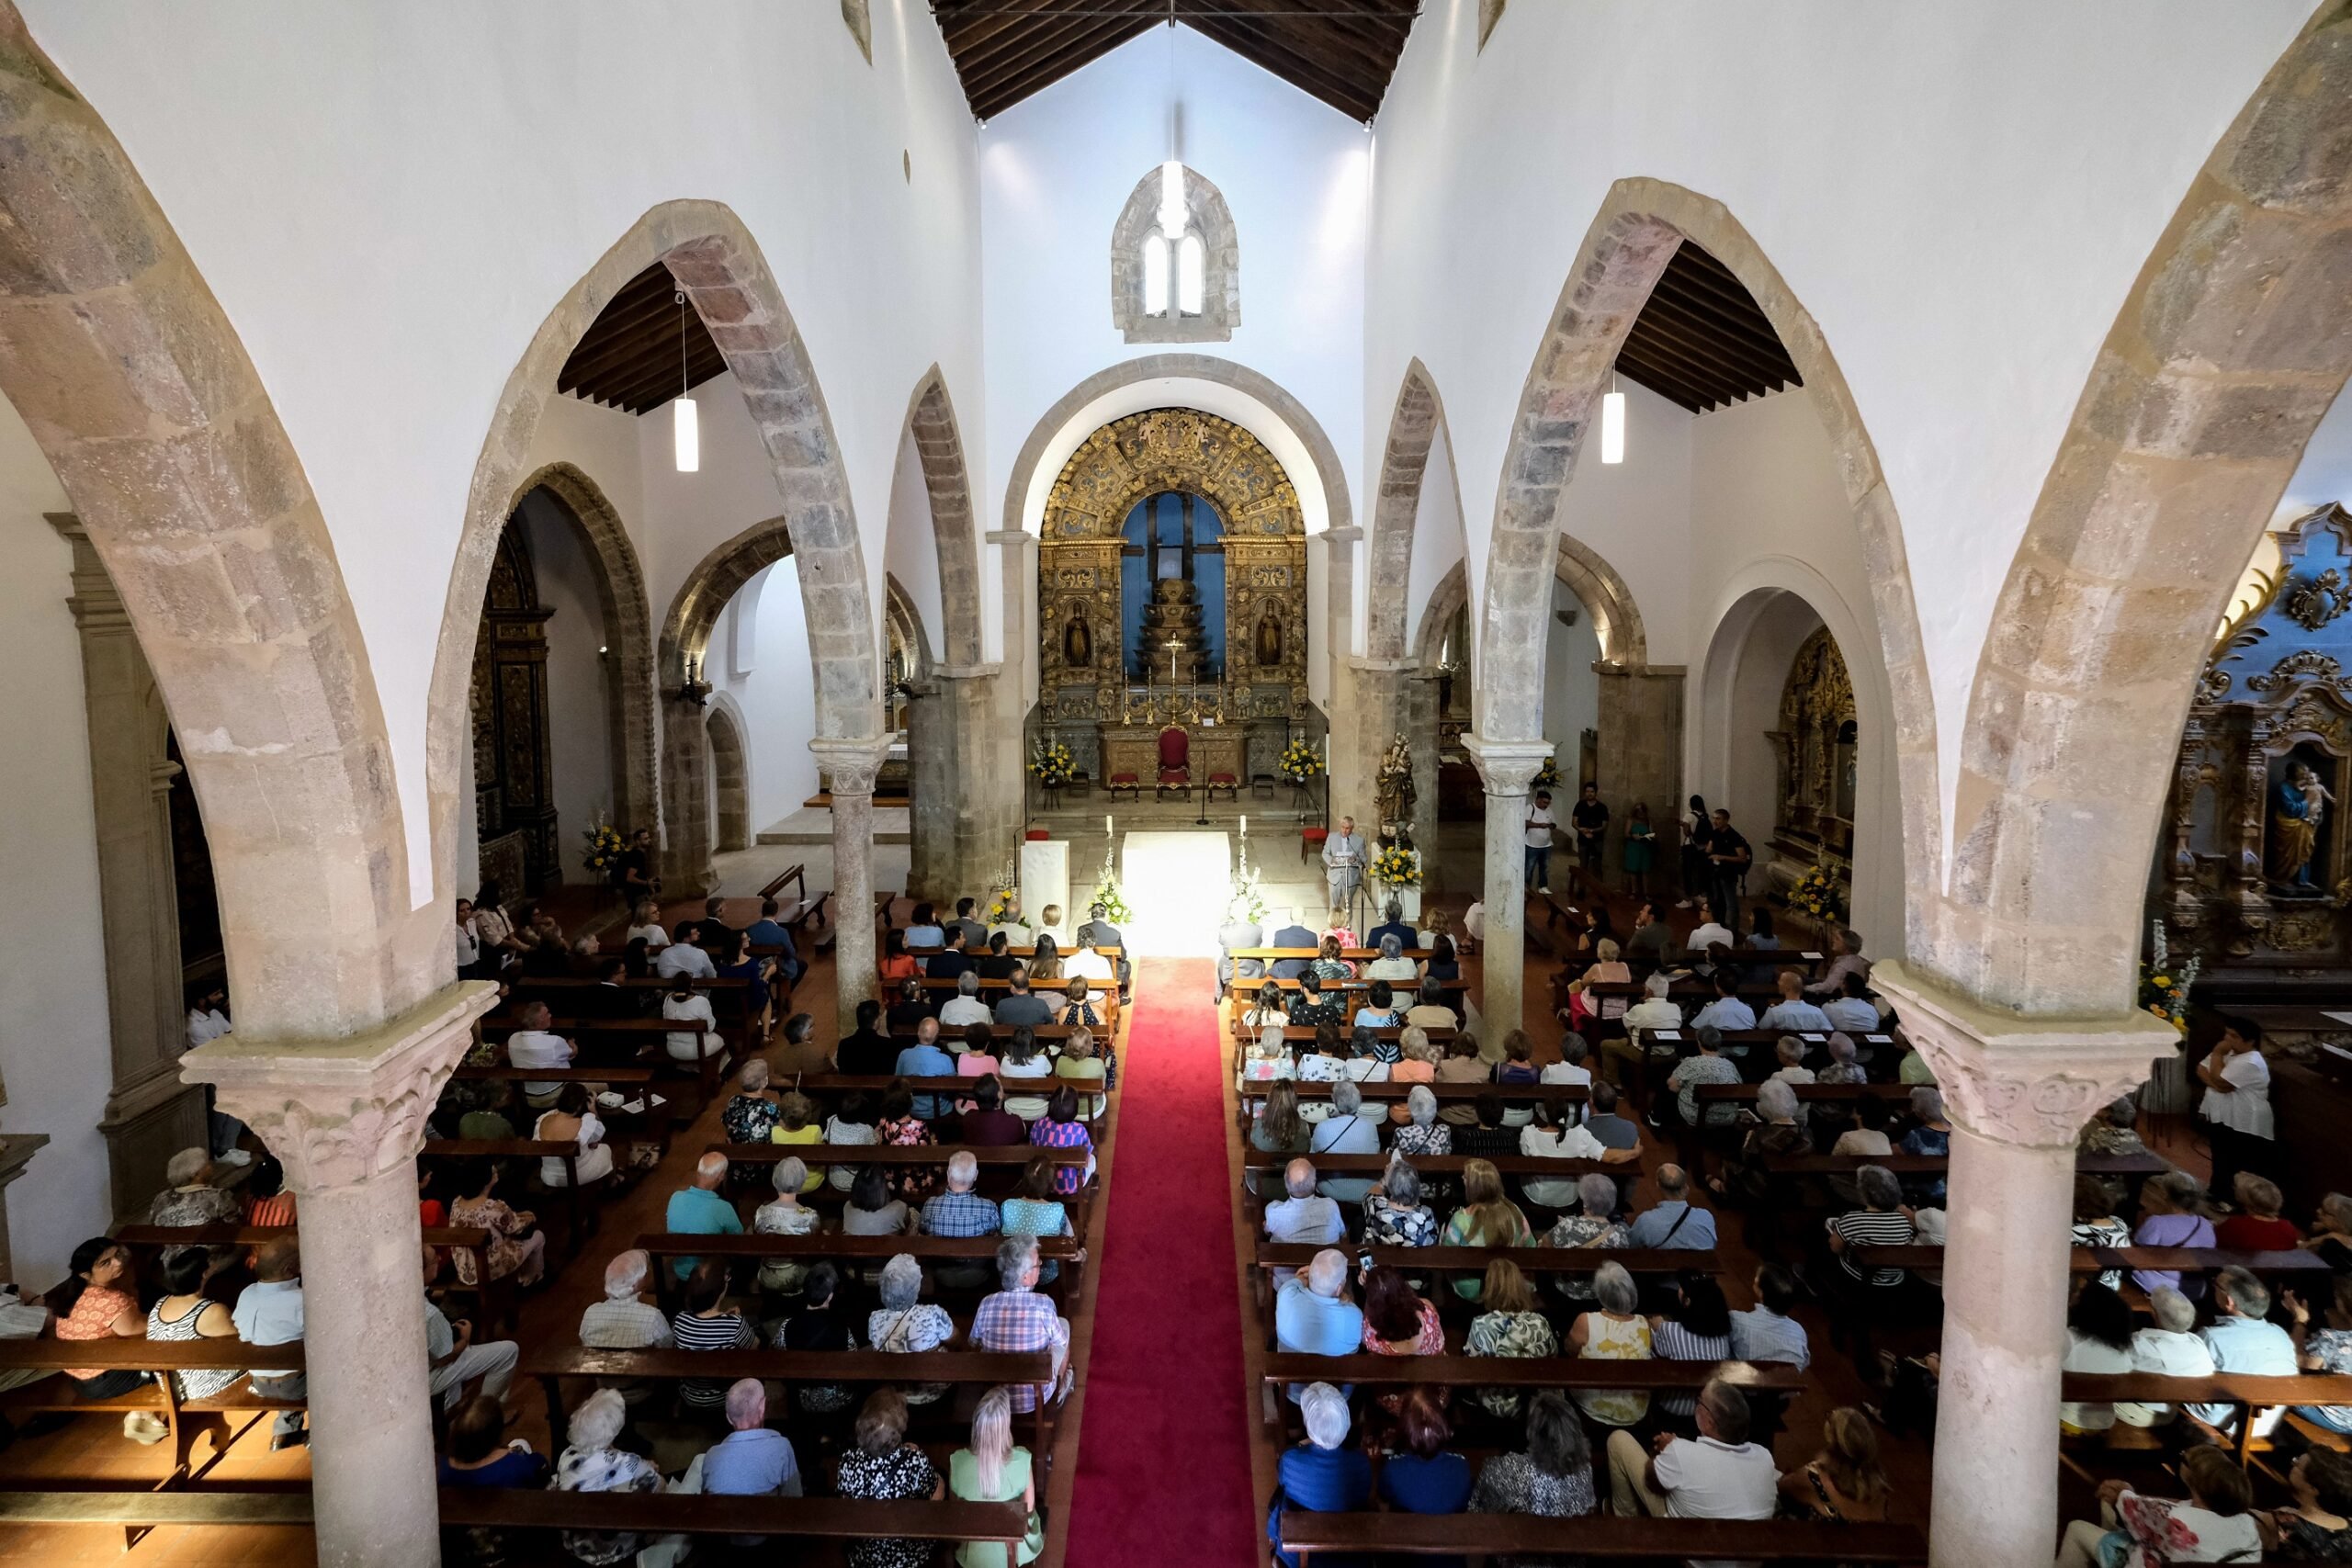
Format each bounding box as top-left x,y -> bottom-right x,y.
1613,351 -> 1712,414
606,351 -> 727,418
1233,0 -> 1411,58
971,13 -> 1163,116
934,0 -> 1069,53
1619,323 -> 1770,409
963,5 -> 1157,100
1647,269 -> 1796,366
1180,12 -> 1375,119
955,0 -> 1127,78
1658,253 -> 1792,348
561,306 -> 708,389
560,295 -> 699,384
1221,6 -> 1396,74
1634,306 -> 1792,392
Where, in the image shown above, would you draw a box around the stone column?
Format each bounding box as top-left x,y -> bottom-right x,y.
48,514 -> 209,1219
1871,961 -> 2176,1568
1462,736 -> 1554,1037
987,528 -> 1038,717
1319,526 -> 1363,819
184,981 -> 496,1568
811,735 -> 894,1023
909,664 -> 1020,905
1594,662 -> 1685,878
1346,657 -> 1414,835
659,694 -> 717,897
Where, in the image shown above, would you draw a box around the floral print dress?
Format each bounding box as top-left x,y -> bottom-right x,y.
447,1196 -> 536,1286
836,1443 -> 943,1568
552,1444 -> 662,1565
1465,1308 -> 1559,1417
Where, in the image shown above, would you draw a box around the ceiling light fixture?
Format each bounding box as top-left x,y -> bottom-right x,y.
1600,371 -> 1626,466
672,290 -> 699,474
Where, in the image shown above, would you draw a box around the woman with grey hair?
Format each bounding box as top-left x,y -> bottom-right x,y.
1392,1085 -> 1452,1157
753,1156 -> 821,1296
1566,1260 -> 1653,1427
1270,1382 -> 1373,1567
1822,1165 -> 1917,1357
1542,1171 -> 1630,1303
2307,1190 -> 2352,1272
867,1253 -> 954,1404
720,1056 -> 782,1144
148,1147 -> 241,1270
1308,1077 -> 1382,1204
1363,1154 -> 1439,1247
1342,1025 -> 1393,1081
1712,1077 -> 1811,1213
1366,932 -> 1419,983
2117,1286 -> 2216,1427
552,1387 -> 666,1565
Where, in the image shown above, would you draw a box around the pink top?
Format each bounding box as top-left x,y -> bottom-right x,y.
956,1053 -> 1001,1077
57,1286 -> 138,1380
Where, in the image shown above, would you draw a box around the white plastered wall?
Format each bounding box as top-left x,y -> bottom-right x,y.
1365,0 -> 2312,863
17,0 -> 989,904
882,426 -> 947,670
0,398 -> 115,1290
717,564 -> 820,829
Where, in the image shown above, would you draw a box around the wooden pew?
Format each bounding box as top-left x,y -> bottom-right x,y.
0,1337 -> 312,1486
2061,1371 -> 2352,1464
510,975 -> 754,1055
706,1142 -> 1090,1169
0,1489 -> 1036,1560
448,1064 -> 672,1140
112,1223 -> 516,1337
1232,947 -> 1436,962
1252,1246 -> 1718,1314
1239,1078 -> 1592,1131
1240,1150 -> 1638,1180
1857,1245 -> 2332,1279
525,1345 -> 1060,1458
1766,1151 -> 2166,1180
1260,1350 -> 1795,1397
1254,977 -> 1469,995
780,1071 -> 1117,1123
477,1015 -> 732,1106
1227,1022 -> 1462,1043
909,943 -> 1122,958
634,1230 -> 1090,1308
1273,1513 -> 1924,1564
1695,1081 -> 1923,1107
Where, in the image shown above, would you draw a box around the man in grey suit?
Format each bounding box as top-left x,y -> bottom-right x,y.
948,897 -> 989,951
1267,910 -> 1318,979
1077,903 -> 1130,999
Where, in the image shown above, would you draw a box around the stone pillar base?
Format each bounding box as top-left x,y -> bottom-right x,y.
1463,734 -> 1553,1035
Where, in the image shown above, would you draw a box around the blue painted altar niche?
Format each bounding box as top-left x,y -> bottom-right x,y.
2165,503 -> 2352,966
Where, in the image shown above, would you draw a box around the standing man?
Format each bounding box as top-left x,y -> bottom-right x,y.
1525,792 -> 1558,897
2199,1018 -> 2275,1201
1570,784 -> 1610,894
1705,808 -> 1752,929
1323,816 -> 1367,922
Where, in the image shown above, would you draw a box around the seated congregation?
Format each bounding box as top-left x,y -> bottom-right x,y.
1238,896 -> 2352,1565
0,882 -> 1121,1566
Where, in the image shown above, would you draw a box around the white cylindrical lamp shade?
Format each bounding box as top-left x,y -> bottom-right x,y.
1599,389 -> 1626,465
673,395 -> 700,473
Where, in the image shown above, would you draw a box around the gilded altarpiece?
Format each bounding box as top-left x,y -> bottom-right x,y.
2164,505 -> 2352,968
1036,409 -> 1309,783
1765,627 -> 1858,900
472,525 -> 560,893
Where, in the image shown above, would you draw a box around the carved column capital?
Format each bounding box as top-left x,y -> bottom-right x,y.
1461,733 -> 1555,797
181,982 -> 496,1193
808,734 -> 896,798
1870,960 -> 2177,1148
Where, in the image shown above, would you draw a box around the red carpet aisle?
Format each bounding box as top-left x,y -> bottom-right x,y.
1066,957 -> 1257,1562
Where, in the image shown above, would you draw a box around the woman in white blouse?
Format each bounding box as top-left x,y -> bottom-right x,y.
662,976 -> 719,1062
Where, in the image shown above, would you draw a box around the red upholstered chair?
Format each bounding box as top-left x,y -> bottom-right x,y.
1300,826 -> 1329,863
1155,726 -> 1192,801
1206,769 -> 1239,802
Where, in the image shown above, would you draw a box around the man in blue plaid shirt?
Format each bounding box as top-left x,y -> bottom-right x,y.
972,1235 -> 1069,1415
920,1151 -> 1001,1291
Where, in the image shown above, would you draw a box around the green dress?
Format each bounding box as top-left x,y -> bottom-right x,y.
1623,820 -> 1656,873
948,1447 -> 1043,1568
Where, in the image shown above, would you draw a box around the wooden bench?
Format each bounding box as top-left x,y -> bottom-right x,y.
1273,1512 -> 1923,1563
112,1223 -> 517,1337
0,1488 -> 1035,1558
524,1345 -> 1061,1457
1238,1078 -> 1593,1130
449,1064 -> 673,1137
1261,1349 -> 1795,1397
0,1337 -> 312,1491
1233,947 -> 1436,962
910,943 -> 1122,958
1256,977 -> 1469,994
1857,1245 -> 2332,1279
1253,1247 -> 1718,1314
479,1016 -> 734,1107
2062,1371 -> 2352,1464
635,1230 -> 1090,1308
1228,1022 -> 1462,1042
782,1072 -> 1115,1122
1241,1150 -> 1640,1181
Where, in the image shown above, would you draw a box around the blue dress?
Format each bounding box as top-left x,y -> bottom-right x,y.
1270,1444 -> 1373,1567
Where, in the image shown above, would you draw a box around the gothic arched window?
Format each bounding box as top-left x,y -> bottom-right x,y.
1112,163 -> 1238,344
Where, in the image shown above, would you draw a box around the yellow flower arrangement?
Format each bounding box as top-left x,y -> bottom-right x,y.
1279,739 -> 1325,784
581,822 -> 626,877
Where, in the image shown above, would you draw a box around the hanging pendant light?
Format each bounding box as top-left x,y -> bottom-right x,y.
1600,371 -> 1626,466
672,290 -> 699,473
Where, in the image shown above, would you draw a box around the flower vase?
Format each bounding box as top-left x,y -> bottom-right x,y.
1381,882 -> 1422,923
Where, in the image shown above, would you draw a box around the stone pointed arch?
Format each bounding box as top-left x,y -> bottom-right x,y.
900,369 -> 983,668
503,462 -> 660,843
435,198 -> 882,896
1479,176 -> 1938,953
1110,164 -> 1240,344
885,570 -> 939,681
704,696 -> 751,855
1411,558 -> 1472,668
0,9 -> 435,1040
1365,361 -> 1449,662
1554,534 -> 1647,669
1951,11 -> 2352,1016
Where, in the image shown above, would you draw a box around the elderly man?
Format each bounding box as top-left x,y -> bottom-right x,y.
1066,933 -> 1114,986
939,971 -> 992,1028
1271,1382 -> 1374,1567
1323,816 -> 1368,914
1218,898 -> 1267,997
1600,971 -> 1682,1096
703,1378 -> 802,1544
2117,1286 -> 2215,1427
1274,1249 -> 1363,1401
233,1236 -> 308,1449
424,1243 -> 520,1411
1728,1264 -> 1811,1371
973,1235 -> 1069,1414
504,1001 -> 578,1110
1367,899 -> 1417,957
664,1153 -> 743,1280
1627,1164 -> 1717,1250
1605,1376 -> 1780,1520
582,1249 -> 673,1348
896,1020 -> 956,1118
2191,1265 -> 2298,1435
1804,927 -> 1871,996
922,1149 -> 1001,1290
1265,1158 -> 1344,1285
1758,969 -> 1832,1033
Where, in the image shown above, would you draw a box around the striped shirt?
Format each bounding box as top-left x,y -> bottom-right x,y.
1650,1323 -> 1730,1418
669,1310 -> 754,1406
1828,1209 -> 1916,1286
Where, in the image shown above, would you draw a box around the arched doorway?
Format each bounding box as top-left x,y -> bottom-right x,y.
706,701 -> 751,855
